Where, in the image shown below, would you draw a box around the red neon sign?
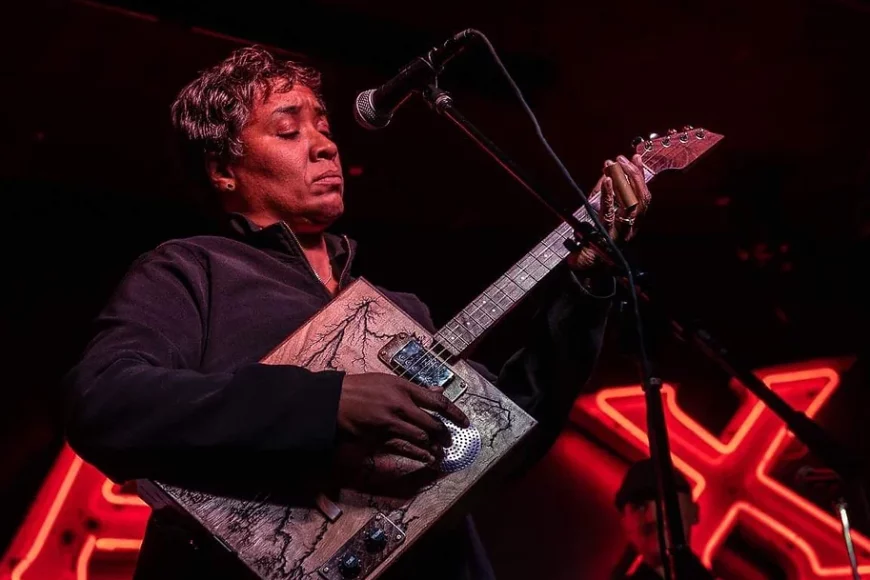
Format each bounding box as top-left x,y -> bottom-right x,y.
571,361 -> 870,578
1,447 -> 148,580
2,361 -> 867,579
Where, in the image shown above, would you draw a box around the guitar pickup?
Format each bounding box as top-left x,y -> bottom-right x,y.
378,334 -> 467,402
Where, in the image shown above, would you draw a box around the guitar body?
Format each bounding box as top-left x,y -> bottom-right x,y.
138,278 -> 537,580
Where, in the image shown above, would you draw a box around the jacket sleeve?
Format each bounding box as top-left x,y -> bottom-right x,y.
494,264 -> 613,463
63,243 -> 344,488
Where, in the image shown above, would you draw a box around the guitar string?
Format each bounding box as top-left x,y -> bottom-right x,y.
389,226 -> 570,389
382,141 -> 693,443
393,184 -> 609,375
378,147 -> 684,456
383,148 -> 671,411
387,147 -> 671,390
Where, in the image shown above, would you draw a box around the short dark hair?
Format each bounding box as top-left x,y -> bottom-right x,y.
615,459 -> 692,510
170,45 -> 324,166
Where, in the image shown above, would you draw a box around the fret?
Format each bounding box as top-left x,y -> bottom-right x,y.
465,299 -> 495,327
435,183 -> 664,357
539,246 -> 566,268
495,276 -> 525,301
573,205 -> 592,222
447,320 -> 472,347
507,264 -> 536,291
484,287 -> 514,312
438,320 -> 471,351
549,223 -> 570,243
454,310 -> 485,338
544,227 -> 567,249
471,309 -> 492,328
471,294 -> 503,322
518,254 -> 548,281
532,236 -> 566,267
435,190 -> 608,356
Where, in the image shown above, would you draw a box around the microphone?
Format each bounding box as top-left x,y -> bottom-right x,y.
353,29 -> 475,130
795,466 -> 839,485
795,466 -> 841,497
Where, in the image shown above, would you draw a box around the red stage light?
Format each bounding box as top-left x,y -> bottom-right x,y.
2,361 -> 866,579
571,361 -> 870,578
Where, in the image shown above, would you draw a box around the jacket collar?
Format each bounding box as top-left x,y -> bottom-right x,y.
224,212 -> 355,262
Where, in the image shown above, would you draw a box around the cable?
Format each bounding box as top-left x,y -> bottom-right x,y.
464,28 -> 654,383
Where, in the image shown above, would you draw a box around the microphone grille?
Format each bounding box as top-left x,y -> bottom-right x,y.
353,89 -> 392,130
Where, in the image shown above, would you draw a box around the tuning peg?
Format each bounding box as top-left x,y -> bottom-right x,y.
649,132 -> 659,139
682,125 -> 694,132
632,136 -> 644,147
668,128 -> 678,135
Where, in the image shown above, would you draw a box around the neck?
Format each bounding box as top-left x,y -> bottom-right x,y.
292,230 -> 328,252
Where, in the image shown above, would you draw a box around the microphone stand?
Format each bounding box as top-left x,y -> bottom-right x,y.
421,84 -> 695,580
836,498 -> 863,580
419,83 -> 869,578
629,284 -> 870,579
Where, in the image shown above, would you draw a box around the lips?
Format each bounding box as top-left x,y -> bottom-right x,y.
313,171 -> 343,185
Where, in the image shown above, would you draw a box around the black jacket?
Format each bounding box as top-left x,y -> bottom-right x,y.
63,214 -> 613,580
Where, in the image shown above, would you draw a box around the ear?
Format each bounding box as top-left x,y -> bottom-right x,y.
206,153 -> 236,192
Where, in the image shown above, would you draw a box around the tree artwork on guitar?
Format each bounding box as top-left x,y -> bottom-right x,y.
2,127 -> 722,580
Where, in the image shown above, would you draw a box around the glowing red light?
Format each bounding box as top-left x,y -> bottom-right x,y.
572,362 -> 870,578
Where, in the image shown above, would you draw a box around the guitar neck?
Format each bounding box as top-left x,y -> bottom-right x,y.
432,127 -> 720,358
433,192 -> 604,357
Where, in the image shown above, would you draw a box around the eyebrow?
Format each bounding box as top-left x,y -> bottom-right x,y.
271,104 -> 328,119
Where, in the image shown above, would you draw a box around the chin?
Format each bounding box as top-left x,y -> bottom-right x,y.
321,198 -> 344,221
304,200 -> 344,231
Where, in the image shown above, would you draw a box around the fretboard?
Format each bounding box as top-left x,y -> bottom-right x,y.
433,192 -> 602,357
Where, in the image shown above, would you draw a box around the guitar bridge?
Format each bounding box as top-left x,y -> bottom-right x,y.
378,334 -> 467,401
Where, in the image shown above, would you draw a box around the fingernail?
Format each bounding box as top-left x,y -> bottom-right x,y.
425,453 -> 436,464
604,159 -> 614,167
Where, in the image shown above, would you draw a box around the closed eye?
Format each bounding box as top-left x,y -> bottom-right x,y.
278,132 -> 299,140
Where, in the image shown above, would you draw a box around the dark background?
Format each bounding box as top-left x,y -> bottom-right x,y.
1,0 -> 868,575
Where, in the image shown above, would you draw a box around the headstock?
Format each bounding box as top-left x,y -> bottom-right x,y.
633,126 -> 723,176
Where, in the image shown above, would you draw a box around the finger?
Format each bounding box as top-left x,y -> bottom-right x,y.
398,403 -> 453,446
634,153 -> 652,212
590,174 -> 606,205
386,417 -> 433,447
601,175 -> 617,238
381,438 -> 437,465
615,212 -> 635,242
630,153 -> 645,172
618,155 -> 650,214
407,386 -> 470,428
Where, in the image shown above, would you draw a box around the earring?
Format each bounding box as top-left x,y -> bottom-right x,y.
225,183 -> 235,191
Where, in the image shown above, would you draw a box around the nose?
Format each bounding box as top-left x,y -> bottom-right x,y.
310,129 -> 338,161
